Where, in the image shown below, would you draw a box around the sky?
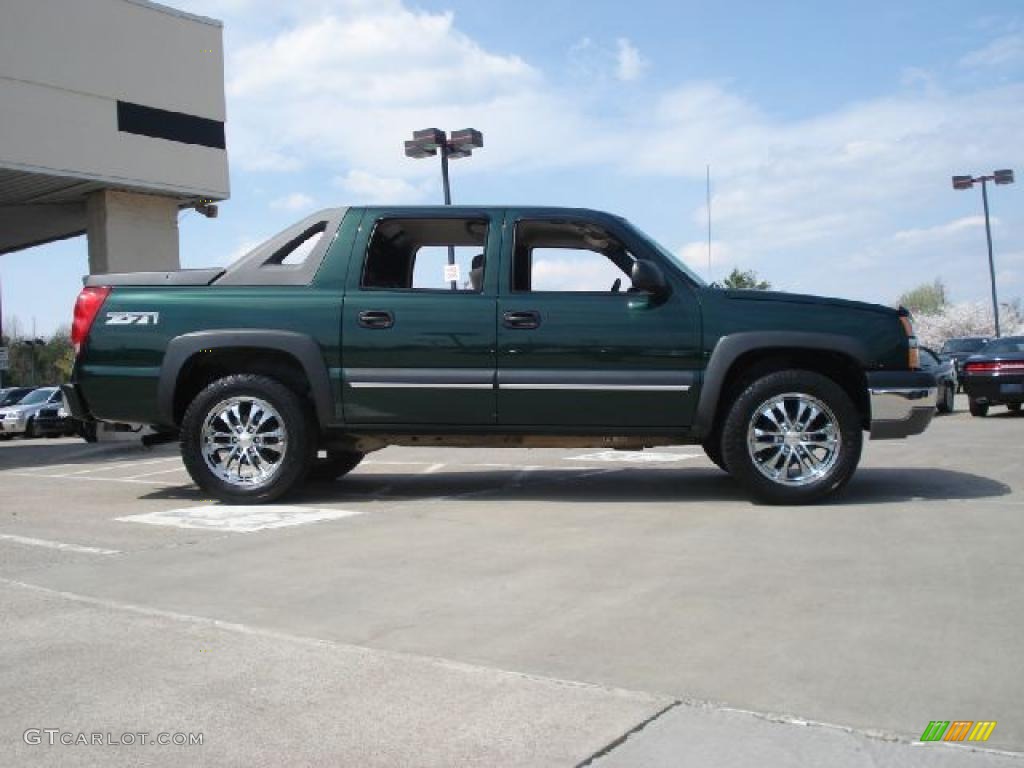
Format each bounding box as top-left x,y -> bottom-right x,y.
2,0 -> 1023,335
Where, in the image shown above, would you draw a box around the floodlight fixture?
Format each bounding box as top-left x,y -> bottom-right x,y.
993,169 -> 1015,185
449,128 -> 483,155
403,140 -> 435,159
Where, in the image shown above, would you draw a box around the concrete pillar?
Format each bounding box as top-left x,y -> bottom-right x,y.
86,189 -> 180,274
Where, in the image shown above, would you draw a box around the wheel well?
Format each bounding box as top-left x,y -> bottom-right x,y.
714,349 -> 870,430
172,348 -> 313,425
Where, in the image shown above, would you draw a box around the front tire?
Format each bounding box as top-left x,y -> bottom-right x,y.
24,418 -> 36,439
180,374 -> 316,504
1008,402 -> 1022,413
969,398 -> 988,417
721,370 -> 862,505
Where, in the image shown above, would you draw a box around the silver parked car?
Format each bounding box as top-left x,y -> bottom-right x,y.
0,387 -> 63,438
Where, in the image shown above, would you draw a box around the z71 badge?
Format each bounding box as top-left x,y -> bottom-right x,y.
105,311 -> 160,326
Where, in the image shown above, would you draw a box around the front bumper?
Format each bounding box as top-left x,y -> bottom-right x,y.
867,371 -> 937,439
0,416 -> 26,434
34,417 -> 72,435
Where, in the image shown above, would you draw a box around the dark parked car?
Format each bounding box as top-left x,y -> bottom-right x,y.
0,387 -> 33,408
962,335 -> 1024,417
940,336 -> 990,391
920,347 -> 956,413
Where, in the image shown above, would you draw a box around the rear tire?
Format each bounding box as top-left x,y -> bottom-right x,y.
936,383 -> 955,414
969,398 -> 989,417
180,374 -> 316,504
721,370 -> 862,505
309,450 -> 365,482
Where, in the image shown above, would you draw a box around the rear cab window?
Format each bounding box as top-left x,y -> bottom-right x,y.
362,217 -> 490,293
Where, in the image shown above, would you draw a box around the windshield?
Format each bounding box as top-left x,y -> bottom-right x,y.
622,220 -> 707,286
983,337 -> 1024,355
941,338 -> 987,353
18,388 -> 57,405
1,390 -> 28,406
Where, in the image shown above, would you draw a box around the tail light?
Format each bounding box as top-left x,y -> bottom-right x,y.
897,308 -> 919,369
71,286 -> 111,355
965,361 -> 1024,374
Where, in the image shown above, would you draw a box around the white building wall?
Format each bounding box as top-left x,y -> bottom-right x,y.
0,0 -> 229,200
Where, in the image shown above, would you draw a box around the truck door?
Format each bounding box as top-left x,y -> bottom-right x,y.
341,209 -> 500,425
496,211 -> 701,428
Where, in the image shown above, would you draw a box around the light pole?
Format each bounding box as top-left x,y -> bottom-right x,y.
952,169 -> 1015,337
404,128 -> 483,288
18,338 -> 45,386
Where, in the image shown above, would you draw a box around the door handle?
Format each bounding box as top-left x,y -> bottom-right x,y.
358,310 -> 394,329
502,310 -> 541,330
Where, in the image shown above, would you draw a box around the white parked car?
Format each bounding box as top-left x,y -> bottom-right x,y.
0,387 -> 63,438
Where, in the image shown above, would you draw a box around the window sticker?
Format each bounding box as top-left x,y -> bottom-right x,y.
444,263 -> 461,284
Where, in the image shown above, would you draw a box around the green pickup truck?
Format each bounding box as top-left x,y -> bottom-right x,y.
64,206 -> 937,505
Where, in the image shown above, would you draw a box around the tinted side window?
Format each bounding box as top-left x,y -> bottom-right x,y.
513,220 -> 635,293
362,218 -> 488,292
275,223 -> 326,265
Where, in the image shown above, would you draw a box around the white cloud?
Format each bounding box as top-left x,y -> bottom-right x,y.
270,192 -> 315,211
221,236 -> 262,265
892,216 -> 993,245
335,170 -> 429,204
223,7 -> 545,174
960,33 -> 1024,68
615,38 -> 646,82
676,240 -> 732,280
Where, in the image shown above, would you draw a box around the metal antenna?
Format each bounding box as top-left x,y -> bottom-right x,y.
706,165 -> 712,281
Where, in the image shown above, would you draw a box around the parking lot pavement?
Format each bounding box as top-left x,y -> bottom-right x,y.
1,402 -> 1023,766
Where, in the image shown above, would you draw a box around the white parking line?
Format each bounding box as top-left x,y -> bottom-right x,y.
3,471 -> 173,486
58,457 -> 182,476
421,463 -> 446,474
118,505 -> 365,533
121,465 -> 188,480
363,460 -> 437,466
566,450 -> 700,463
0,533 -> 120,556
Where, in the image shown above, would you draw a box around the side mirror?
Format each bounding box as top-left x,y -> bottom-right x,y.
631,260 -> 668,296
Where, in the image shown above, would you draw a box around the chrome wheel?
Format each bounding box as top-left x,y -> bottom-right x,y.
746,392 -> 840,486
200,396 -> 288,488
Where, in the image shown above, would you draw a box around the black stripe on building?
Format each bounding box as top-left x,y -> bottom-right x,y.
117,101 -> 225,149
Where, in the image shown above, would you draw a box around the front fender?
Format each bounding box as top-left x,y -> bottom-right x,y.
692,331 -> 870,439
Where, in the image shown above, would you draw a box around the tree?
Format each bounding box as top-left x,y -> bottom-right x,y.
898,279 -> 947,316
0,323 -> 74,387
715,267 -> 771,291
914,300 -> 1024,349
